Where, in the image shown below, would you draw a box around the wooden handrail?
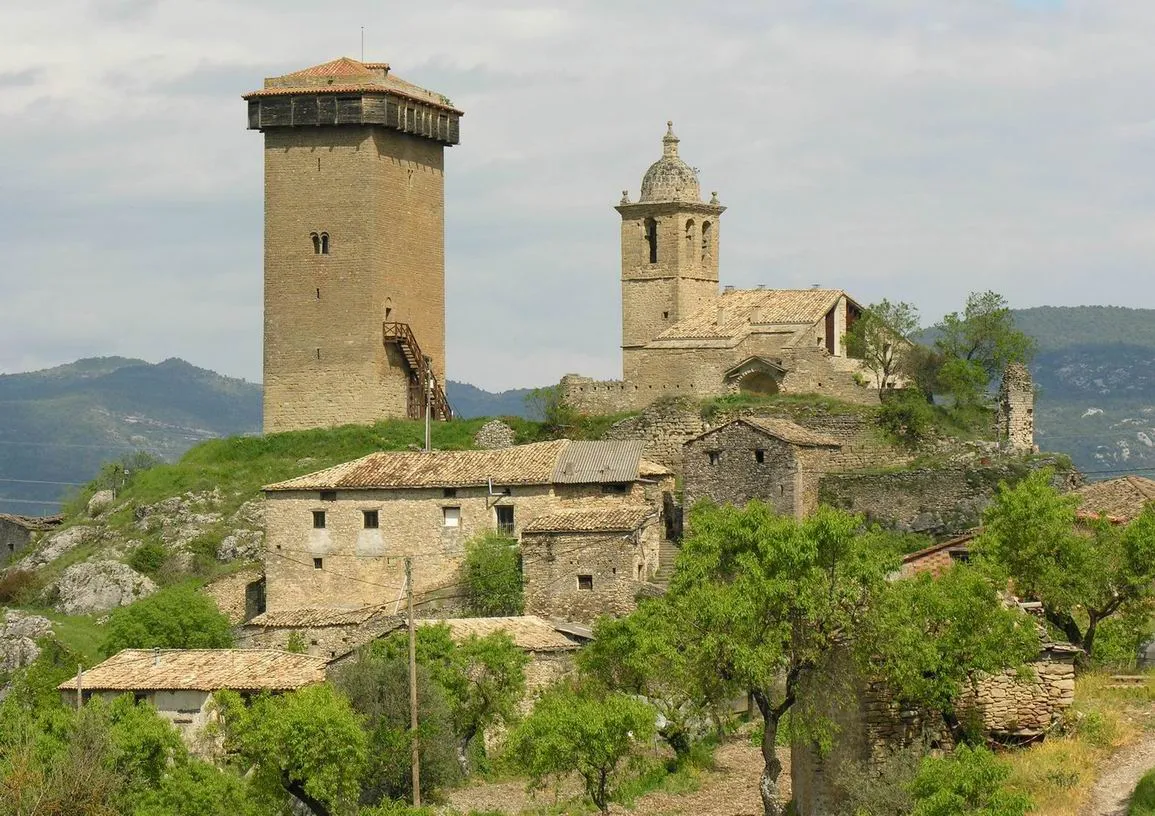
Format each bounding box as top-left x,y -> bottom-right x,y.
382,322 -> 452,420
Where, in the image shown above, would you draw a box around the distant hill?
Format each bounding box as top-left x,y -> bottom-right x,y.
446,381 -> 536,420
0,358 -> 261,514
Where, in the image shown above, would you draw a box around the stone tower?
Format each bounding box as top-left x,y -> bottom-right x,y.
244,57 -> 461,433
997,362 -> 1035,454
616,123 -> 725,381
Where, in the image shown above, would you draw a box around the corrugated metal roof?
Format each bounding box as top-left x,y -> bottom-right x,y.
522,506 -> 656,534
551,440 -> 645,484
265,440 -> 567,491
58,649 -> 327,692
418,615 -> 581,652
655,288 -> 847,342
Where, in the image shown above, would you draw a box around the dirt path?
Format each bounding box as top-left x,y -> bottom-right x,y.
1084,734 -> 1155,816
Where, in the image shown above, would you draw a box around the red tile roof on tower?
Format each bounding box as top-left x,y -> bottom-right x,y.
243,57 -> 461,113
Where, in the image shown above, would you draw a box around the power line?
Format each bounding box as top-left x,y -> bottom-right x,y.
0,477 -> 86,486
0,497 -> 63,506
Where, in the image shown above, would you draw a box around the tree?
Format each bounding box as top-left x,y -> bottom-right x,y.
217,685 -> 367,816
524,384 -> 576,434
934,291 -> 1035,394
974,469 -> 1155,661
462,531 -> 523,617
506,683 -> 654,814
844,299 -> 921,392
133,761 -> 262,816
909,744 -> 1032,816
102,585 -> 233,655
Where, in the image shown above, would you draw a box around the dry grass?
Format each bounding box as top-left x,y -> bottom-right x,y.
1004,671 -> 1155,816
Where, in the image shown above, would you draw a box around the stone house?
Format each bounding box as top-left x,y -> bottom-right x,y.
237,605 -> 403,660
0,513 -> 62,568
560,123 -> 880,415
261,439 -> 675,616
521,507 -> 665,624
58,649 -> 327,753
682,418 -> 842,519
899,532 -> 977,577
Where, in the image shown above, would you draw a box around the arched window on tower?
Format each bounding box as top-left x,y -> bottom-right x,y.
320,233 -> 330,255
685,219 -> 695,258
702,221 -> 713,264
310,233 -> 321,254
644,218 -> 658,264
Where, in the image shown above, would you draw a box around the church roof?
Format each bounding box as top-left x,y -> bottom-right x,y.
654,288 -> 852,342
638,122 -> 701,204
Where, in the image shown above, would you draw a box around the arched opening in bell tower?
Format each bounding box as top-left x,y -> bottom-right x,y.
644,218 -> 658,264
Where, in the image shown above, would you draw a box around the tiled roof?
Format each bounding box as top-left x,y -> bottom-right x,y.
0,513 -> 63,531
522,506 -> 656,534
419,616 -> 582,652
243,57 -> 460,112
1073,476 -> 1155,521
639,459 -> 673,478
265,440 -> 567,491
245,606 -> 395,628
655,288 -> 849,342
265,440 -> 657,492
552,440 -> 645,484
743,418 -> 841,447
58,649 -> 327,692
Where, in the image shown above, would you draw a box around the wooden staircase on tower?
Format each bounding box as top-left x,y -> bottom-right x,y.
382,322 -> 452,421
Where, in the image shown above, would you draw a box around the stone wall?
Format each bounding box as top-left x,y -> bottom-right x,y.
521,520 -> 662,624
200,567 -> 265,625
474,420 -> 516,449
238,611 -> 404,660
262,124 -> 447,432
997,362 -> 1035,454
604,398 -> 706,474
0,518 -> 35,568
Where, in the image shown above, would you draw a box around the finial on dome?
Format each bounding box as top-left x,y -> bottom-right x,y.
620,189 -> 631,205
662,120 -> 679,158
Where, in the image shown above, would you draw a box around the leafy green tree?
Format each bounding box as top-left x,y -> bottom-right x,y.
900,344 -> 946,403
844,299 -> 921,392
133,759 -> 263,816
462,531 -> 523,616
877,388 -> 936,445
975,469 -> 1155,661
369,624 -> 527,772
102,585 -> 233,655
217,685 -> 367,816
909,744 -> 1032,816
506,683 -> 655,814
934,291 -> 1036,400
284,630 -> 308,654
524,384 -> 576,434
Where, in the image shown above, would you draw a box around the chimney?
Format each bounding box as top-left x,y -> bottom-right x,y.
153,647 -> 161,666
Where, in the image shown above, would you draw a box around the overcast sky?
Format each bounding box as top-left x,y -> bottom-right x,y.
1,0 -> 1152,391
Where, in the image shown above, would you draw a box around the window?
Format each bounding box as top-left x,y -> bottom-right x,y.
644,218 -> 658,264
949,550 -> 971,564
313,557 -> 323,570
662,311 -> 669,319
312,510 -> 326,529
311,232 -> 320,254
602,483 -> 628,495
701,221 -> 713,263
442,506 -> 461,528
320,232 -> 330,254
708,451 -> 721,466
496,505 -> 515,536
685,219 -> 695,253
133,692 -> 149,705
320,491 -> 337,502
577,574 -> 594,591
443,488 -> 457,498
755,449 -> 765,464
363,510 -> 379,529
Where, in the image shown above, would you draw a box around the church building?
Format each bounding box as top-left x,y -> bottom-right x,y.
561,123 -> 878,414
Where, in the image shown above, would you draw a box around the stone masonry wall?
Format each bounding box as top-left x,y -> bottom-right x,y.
200,567 -> 264,625
263,125 -> 446,432
604,398 -> 707,473
0,518 -> 35,568
997,362 -> 1035,454
684,424 -> 808,518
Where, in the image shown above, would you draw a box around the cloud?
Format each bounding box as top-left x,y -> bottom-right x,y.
2,0 -> 1154,392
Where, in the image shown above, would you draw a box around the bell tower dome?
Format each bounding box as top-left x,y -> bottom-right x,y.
616,122 -> 725,380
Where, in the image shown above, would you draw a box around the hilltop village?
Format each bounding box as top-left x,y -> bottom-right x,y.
5,55 -> 1155,816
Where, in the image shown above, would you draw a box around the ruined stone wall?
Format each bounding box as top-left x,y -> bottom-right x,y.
997,362 -> 1035,454
200,567 -> 264,625
0,519 -> 34,568
263,125 -> 445,432
239,612 -> 404,661
605,399 -> 707,474
522,521 -> 661,624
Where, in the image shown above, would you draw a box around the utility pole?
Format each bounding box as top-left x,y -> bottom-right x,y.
423,355 -> 433,453
75,664 -> 83,711
406,556 -> 421,806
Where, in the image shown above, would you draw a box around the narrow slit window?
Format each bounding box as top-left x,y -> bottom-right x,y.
644,218 -> 658,264
363,510 -> 379,529
755,449 -> 765,464
708,451 -> 721,466
312,510 -> 326,529
311,232 -> 320,254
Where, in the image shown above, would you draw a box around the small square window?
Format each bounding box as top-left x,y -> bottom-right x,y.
313,557 -> 323,570
320,490 -> 337,502
443,506 -> 461,528
708,451 -> 721,466
755,449 -> 765,464
312,510 -> 326,529
443,487 -> 457,498
577,574 -> 594,591
363,510 -> 379,529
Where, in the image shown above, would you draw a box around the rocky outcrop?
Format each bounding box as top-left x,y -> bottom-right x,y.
218,530 -> 263,562
53,560 -> 156,615
23,525 -> 99,569
0,610 -> 52,673
86,490 -> 116,518
135,489 -> 224,549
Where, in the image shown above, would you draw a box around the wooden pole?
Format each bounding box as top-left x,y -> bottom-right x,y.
75,664 -> 83,711
406,556 -> 421,806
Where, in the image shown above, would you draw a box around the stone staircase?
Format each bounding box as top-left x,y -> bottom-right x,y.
652,539 -> 681,586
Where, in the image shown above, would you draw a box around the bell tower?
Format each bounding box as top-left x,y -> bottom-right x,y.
616,123 -> 724,380
245,57 -> 461,433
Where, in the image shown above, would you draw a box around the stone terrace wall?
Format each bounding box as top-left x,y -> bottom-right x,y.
604,398 -> 706,474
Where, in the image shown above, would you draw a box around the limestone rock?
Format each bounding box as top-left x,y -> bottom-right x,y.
87,490 -> 116,518
218,530 -> 264,562
230,500 -> 265,529
134,490 -> 223,549
54,560 -> 156,615
24,525 -> 99,569
474,420 -> 517,449
0,610 -> 52,673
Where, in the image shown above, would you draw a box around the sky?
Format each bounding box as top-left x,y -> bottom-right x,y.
1,0 -> 1153,392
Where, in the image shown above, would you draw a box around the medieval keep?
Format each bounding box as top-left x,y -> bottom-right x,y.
244,57 -> 460,433
561,122 -> 877,413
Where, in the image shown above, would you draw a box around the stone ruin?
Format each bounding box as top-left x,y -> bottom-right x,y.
473,419 -> 517,449
996,362 -> 1036,454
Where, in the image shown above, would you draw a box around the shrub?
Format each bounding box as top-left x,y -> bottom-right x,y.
0,569 -> 40,605
878,388 -> 935,445
1129,767 -> 1155,816
284,630 -> 307,654
462,531 -> 523,617
909,744 -> 1032,816
127,541 -> 167,575
102,585 -> 233,655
